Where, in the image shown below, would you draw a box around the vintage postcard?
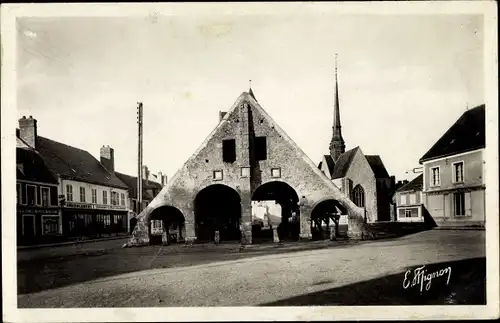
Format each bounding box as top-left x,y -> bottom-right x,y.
1,1 -> 498,322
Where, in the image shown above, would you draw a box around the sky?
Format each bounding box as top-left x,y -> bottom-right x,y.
16,12 -> 484,183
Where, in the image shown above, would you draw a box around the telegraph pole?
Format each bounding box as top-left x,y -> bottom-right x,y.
137,102 -> 143,212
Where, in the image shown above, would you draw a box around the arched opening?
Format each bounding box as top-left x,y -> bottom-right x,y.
129,217 -> 138,234
149,205 -> 185,245
251,181 -> 300,243
310,199 -> 347,240
194,184 -> 241,243
352,185 -> 365,208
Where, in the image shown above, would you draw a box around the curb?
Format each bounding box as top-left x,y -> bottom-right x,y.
17,235 -> 130,251
432,227 -> 485,231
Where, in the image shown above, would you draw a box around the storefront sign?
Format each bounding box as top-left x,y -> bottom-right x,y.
65,202 -> 126,211
17,207 -> 59,215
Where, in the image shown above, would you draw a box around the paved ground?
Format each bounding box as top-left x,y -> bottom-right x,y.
17,230 -> 485,307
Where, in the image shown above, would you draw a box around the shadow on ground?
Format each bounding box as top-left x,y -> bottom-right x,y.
261,257 -> 486,306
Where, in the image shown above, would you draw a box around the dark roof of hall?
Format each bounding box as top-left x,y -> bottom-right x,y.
34,136 -> 128,189
115,171 -> 162,200
16,147 -> 58,184
331,147 -> 359,179
396,174 -> 423,192
419,104 -> 485,163
365,155 -> 390,178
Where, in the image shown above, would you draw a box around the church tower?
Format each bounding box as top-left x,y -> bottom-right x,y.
329,54 -> 346,161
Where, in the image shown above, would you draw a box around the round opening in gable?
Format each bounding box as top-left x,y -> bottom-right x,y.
260,119 -> 264,124
205,159 -> 209,163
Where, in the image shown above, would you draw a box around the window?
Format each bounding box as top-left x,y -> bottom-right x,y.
409,194 -> 416,205
26,185 -> 36,205
104,215 -> 111,227
454,192 -> 465,216
42,216 -> 59,235
271,168 -> 281,178
431,167 -> 440,186
17,183 -> 21,204
400,194 -> 407,205
255,136 -> 267,161
103,191 -> 108,204
240,167 -> 250,178
66,184 -> 73,202
111,192 -> 119,205
453,162 -> 464,183
80,187 -> 86,203
120,193 -> 125,206
213,170 -> 223,181
352,185 -> 365,208
91,189 -> 97,204
222,139 -> 236,163
404,209 -> 412,218
41,187 -> 50,207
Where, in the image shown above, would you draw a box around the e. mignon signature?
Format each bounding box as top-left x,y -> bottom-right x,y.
403,265 -> 452,292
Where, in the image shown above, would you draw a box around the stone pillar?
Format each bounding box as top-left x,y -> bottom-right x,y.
299,202 -> 312,240
127,216 -> 150,246
214,230 -> 220,244
161,230 -> 169,246
240,195 -> 253,245
272,227 -> 280,243
184,213 -> 196,244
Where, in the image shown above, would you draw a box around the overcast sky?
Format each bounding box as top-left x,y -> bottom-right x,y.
16,12 -> 484,182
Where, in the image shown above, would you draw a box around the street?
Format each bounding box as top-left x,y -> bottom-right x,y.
18,230 -> 486,307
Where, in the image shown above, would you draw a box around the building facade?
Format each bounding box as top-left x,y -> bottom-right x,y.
419,104 -> 485,227
127,88 -> 367,247
17,116 -> 130,241
16,142 -> 60,245
394,174 -> 425,223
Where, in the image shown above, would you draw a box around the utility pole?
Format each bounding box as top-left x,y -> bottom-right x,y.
137,102 -> 143,213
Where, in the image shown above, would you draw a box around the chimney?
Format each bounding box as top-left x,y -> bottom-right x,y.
142,165 -> 149,185
219,111 -> 227,122
18,116 -> 37,148
162,175 -> 168,186
100,145 -> 115,173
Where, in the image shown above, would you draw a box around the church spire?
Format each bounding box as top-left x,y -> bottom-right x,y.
329,53 -> 345,161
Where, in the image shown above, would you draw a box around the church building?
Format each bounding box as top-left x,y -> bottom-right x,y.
318,58 -> 395,223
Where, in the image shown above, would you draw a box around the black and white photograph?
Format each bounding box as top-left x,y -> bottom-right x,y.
1,1 -> 498,322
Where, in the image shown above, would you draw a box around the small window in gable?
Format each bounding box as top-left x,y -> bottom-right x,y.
255,136 -> 267,161
222,139 -> 236,163
213,170 -> 223,181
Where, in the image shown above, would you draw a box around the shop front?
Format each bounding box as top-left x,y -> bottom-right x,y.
17,206 -> 61,245
62,202 -> 128,240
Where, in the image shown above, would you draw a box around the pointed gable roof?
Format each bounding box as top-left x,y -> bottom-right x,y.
166,91 -> 349,193
419,104 -> 485,163
331,146 -> 360,179
396,174 -> 423,193
35,136 -> 128,189
365,155 -> 390,178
